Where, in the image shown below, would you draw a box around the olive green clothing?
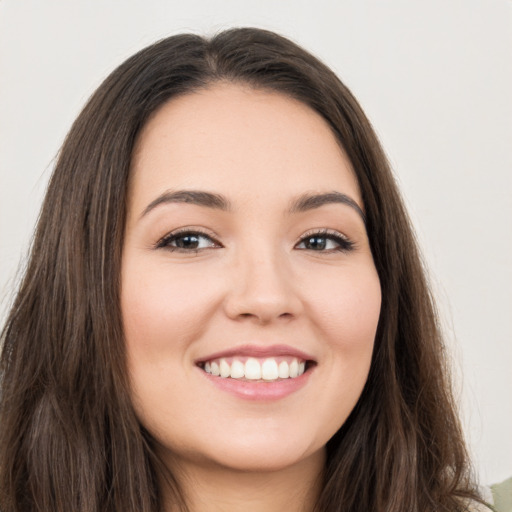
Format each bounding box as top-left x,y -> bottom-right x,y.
492,477 -> 512,512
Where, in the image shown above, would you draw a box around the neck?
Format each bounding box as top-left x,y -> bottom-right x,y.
161,449 -> 326,512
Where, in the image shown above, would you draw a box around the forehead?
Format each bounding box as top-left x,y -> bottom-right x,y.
129,83 -> 361,213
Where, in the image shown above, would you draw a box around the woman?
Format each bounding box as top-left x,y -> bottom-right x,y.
0,28 -> 490,511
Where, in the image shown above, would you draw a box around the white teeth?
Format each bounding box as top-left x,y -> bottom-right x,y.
289,359 -> 299,378
210,361 -> 220,376
230,359 -> 245,378
202,356 -> 308,381
262,358 -> 279,380
244,358 -> 262,380
219,358 -> 230,378
278,361 -> 289,378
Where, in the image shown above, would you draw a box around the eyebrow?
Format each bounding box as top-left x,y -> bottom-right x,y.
140,189 -> 365,223
288,191 -> 366,223
140,190 -> 231,218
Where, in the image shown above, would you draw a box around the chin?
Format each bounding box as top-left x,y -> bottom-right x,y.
210,444 -> 317,473
192,435 -> 324,473
155,427 -> 325,475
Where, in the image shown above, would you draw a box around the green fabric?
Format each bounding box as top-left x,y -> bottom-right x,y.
492,477 -> 512,512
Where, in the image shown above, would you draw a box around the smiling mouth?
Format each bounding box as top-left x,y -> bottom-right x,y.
198,356 -> 315,382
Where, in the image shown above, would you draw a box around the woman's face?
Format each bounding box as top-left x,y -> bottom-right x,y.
121,84 -> 381,474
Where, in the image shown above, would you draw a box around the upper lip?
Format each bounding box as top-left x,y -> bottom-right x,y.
195,344 -> 316,364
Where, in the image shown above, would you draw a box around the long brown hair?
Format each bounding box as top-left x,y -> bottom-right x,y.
0,28 -> 484,511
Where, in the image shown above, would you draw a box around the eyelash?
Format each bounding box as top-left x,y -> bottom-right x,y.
155,228 -> 355,254
295,229 -> 354,253
155,228 -> 221,253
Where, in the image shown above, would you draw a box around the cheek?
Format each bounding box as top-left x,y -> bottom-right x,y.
298,263 -> 381,415
120,258 -> 216,431
304,264 -> 380,417
121,257 -> 222,358
304,265 -> 382,351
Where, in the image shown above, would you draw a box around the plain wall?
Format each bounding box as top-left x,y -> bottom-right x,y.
1,0 -> 511,485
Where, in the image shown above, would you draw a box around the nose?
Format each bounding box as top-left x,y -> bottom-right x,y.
223,249 -> 303,325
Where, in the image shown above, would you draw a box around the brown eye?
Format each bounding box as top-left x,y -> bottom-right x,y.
172,234 -> 201,249
296,231 -> 354,252
157,231 -> 219,251
302,236 -> 328,250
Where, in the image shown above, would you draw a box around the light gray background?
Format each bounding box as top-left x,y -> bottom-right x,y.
1,0 -> 510,485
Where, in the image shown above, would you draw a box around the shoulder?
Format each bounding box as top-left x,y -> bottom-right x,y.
468,503 -> 493,512
491,477 -> 512,512
462,487 -> 493,512
469,478 -> 512,512
466,501 -> 493,512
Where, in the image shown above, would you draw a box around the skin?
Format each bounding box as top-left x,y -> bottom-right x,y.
121,83 -> 382,512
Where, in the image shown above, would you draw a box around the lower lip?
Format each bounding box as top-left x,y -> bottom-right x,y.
198,367 -> 314,401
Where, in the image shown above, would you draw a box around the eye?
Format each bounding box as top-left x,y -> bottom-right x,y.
156,229 -> 220,252
295,230 -> 354,252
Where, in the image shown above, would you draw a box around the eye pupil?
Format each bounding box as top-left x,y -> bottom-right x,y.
306,236 -> 327,250
176,235 -> 199,249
